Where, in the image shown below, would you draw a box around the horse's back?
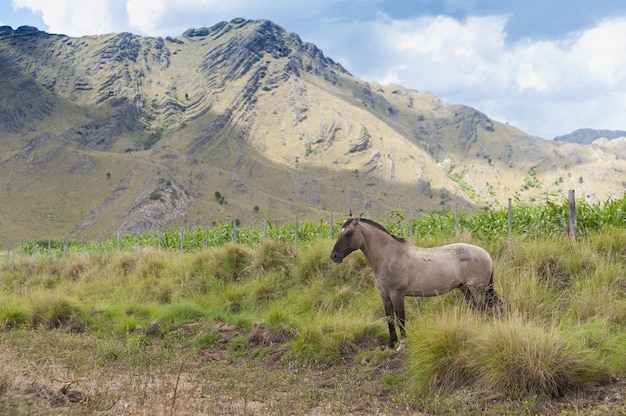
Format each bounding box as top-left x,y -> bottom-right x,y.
412,242 -> 492,284
439,241 -> 492,267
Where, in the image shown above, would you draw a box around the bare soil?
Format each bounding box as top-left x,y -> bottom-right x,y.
1,322 -> 625,415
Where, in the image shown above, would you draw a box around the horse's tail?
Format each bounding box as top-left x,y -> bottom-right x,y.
485,266 -> 502,309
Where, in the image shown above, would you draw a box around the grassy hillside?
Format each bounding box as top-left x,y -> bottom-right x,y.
2,198 -> 626,414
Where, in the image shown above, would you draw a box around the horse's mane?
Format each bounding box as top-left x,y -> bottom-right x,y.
342,217 -> 406,243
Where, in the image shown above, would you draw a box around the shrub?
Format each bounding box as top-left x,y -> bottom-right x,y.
250,240 -> 296,276
213,243 -> 253,282
30,294 -> 84,329
0,300 -> 30,329
405,310 -> 478,395
473,314 -> 604,398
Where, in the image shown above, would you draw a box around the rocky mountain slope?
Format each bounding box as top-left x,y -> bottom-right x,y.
1,19 -> 624,241
554,128 -> 626,144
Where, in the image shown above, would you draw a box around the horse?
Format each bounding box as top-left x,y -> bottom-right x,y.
330,215 -> 500,348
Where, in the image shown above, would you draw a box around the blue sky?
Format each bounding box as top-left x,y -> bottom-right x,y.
2,0 -> 626,140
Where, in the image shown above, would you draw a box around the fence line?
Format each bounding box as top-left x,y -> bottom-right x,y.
0,190 -> 596,257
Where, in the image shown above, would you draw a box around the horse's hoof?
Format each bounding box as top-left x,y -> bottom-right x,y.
396,339 -> 406,351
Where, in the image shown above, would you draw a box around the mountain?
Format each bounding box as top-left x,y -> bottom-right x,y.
1,19 -> 625,242
554,128 -> 626,144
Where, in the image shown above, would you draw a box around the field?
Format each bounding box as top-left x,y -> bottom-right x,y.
1,196 -> 626,415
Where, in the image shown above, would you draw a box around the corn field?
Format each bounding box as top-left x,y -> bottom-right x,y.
8,192 -> 626,255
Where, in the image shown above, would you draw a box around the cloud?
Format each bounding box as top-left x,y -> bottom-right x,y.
12,0 -> 115,36
125,0 -> 310,36
312,13 -> 626,138
571,18 -> 626,87
126,0 -> 168,34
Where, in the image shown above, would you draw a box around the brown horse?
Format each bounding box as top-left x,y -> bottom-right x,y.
330,215 -> 500,348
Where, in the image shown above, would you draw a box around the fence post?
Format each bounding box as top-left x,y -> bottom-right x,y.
329,213 -> 333,239
180,228 -> 184,252
295,216 -> 299,245
64,235 -> 68,256
205,226 -> 209,248
508,198 -> 512,239
117,233 -> 121,251
408,209 -> 413,239
231,220 -> 237,243
158,231 -> 162,250
568,189 -> 577,241
263,218 -> 268,239
455,203 -> 460,235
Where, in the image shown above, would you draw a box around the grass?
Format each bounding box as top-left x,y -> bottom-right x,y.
2,223 -> 626,413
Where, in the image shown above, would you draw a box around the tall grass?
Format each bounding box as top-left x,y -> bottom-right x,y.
2,195 -> 626,410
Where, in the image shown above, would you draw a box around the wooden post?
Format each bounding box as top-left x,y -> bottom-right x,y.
508,198 -> 512,238
263,218 -> 268,239
295,216 -> 299,245
409,208 -> 413,239
180,228 -> 184,252
455,203 -> 460,235
64,235 -> 68,256
117,232 -> 121,251
231,220 -> 237,243
568,189 -> 577,241
329,213 -> 333,239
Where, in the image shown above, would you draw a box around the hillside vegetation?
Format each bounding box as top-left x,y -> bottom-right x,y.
2,20 -> 626,243
1,196 -> 626,414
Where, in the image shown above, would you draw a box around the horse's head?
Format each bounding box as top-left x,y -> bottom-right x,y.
330,216 -> 363,263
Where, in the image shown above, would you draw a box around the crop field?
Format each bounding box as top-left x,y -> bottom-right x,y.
1,194 -> 626,415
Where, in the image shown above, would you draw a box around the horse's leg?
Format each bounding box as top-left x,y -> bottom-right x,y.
391,293 -> 407,339
463,283 -> 492,312
459,284 -> 478,309
485,272 -> 500,309
381,294 -> 397,348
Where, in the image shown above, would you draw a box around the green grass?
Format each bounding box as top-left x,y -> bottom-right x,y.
2,198 -> 626,413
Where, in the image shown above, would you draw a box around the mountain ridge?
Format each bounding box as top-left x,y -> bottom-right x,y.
554,128 -> 626,144
1,19 -> 624,242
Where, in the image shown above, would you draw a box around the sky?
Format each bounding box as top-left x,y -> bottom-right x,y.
1,0 -> 626,140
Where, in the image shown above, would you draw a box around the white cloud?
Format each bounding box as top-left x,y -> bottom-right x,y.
326,14 -> 626,137
572,18 -> 626,87
126,0 -> 168,34
125,0 -> 307,36
12,0 -> 114,36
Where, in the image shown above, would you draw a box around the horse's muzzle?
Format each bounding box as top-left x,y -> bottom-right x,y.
330,251 -> 344,263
